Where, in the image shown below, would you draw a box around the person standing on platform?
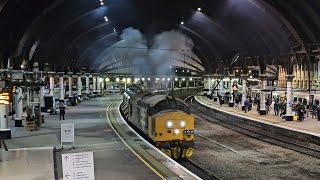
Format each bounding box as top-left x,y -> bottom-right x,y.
312,103 -> 317,119
274,100 -> 280,116
317,105 -> 320,121
244,99 -> 250,113
59,102 -> 66,120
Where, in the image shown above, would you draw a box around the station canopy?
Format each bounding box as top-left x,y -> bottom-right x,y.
0,0 -> 320,75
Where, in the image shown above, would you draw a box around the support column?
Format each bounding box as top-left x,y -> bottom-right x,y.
0,104 -> 9,129
59,74 -> 64,101
285,75 -> 295,121
14,87 -> 23,127
241,75 -> 248,110
26,87 -> 30,106
68,75 -> 72,98
92,76 -> 97,93
97,77 -> 101,93
259,75 -> 267,115
101,77 -> 105,93
49,74 -> 54,96
86,74 -> 90,95
219,77 -> 224,95
178,80 -> 182,88
229,77 -> 234,107
40,86 -> 45,110
77,75 -> 82,97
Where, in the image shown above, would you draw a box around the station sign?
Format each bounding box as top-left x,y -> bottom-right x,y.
61,123 -> 74,143
61,151 -> 95,180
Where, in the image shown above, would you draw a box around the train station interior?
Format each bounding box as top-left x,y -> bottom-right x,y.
1,0 -> 320,179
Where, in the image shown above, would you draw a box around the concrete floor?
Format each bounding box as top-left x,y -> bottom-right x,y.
0,147 -> 55,180
2,95 -> 159,180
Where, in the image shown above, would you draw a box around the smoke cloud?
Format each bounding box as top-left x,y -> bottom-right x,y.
104,27 -> 200,75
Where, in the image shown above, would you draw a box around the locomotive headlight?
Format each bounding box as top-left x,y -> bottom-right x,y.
180,121 -> 186,128
174,129 -> 180,134
166,121 -> 173,128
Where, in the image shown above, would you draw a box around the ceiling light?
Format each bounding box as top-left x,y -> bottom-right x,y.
100,2 -> 104,6
104,16 -> 109,22
180,21 -> 184,25
197,7 -> 201,11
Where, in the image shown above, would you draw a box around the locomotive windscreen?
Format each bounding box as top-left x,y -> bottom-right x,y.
148,98 -> 190,116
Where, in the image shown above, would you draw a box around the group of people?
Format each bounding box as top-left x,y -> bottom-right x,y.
217,92 -> 320,121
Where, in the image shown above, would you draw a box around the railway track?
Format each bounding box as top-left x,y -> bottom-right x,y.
179,159 -> 220,180
185,96 -> 320,159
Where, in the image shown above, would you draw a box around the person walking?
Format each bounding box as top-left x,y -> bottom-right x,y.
59,102 -> 66,120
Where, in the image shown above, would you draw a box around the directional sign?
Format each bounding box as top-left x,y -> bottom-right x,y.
62,151 -> 95,180
61,123 -> 74,143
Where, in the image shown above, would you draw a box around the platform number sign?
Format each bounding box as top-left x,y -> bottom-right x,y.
62,151 -> 95,180
61,123 -> 74,143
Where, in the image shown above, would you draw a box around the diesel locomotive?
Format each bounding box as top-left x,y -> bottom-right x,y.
120,85 -> 195,159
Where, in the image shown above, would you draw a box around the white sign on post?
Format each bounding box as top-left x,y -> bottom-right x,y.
61,123 -> 74,143
62,151 -> 95,180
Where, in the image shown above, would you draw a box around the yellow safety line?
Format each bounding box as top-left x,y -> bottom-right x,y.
198,96 -> 320,135
106,103 -> 166,180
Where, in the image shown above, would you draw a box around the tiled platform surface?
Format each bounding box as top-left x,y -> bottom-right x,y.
195,96 -> 320,137
0,147 -> 55,180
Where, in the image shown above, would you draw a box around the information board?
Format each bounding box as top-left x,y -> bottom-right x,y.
61,123 -> 74,143
62,151 -> 95,180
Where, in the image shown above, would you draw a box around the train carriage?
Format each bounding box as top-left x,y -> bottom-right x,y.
121,86 -> 195,159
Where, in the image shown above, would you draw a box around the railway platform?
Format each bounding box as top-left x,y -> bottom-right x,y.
193,96 -> 320,158
195,96 -> 320,137
1,96 -> 163,180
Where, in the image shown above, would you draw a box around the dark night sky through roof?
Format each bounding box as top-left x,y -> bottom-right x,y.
0,0 -> 319,74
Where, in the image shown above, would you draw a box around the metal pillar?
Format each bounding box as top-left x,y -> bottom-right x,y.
86,75 -> 90,95
68,76 -> 72,98
219,77 -> 224,95
49,75 -> 54,96
285,75 -> 294,121
241,75 -> 248,110
97,77 -> 101,93
178,80 -> 182,88
77,76 -> 82,96
26,88 -> 30,106
259,75 -> 267,115
101,78 -> 105,93
14,87 -> 23,127
59,75 -> 64,101
92,76 -> 96,93
0,104 -> 9,129
40,86 -> 45,109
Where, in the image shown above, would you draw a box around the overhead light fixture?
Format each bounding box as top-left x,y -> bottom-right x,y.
104,16 -> 109,22
180,21 -> 184,25
197,7 -> 201,11
113,28 -> 116,32
100,2 -> 104,6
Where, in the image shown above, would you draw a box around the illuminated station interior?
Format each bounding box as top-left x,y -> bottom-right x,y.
1,0 -> 320,180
